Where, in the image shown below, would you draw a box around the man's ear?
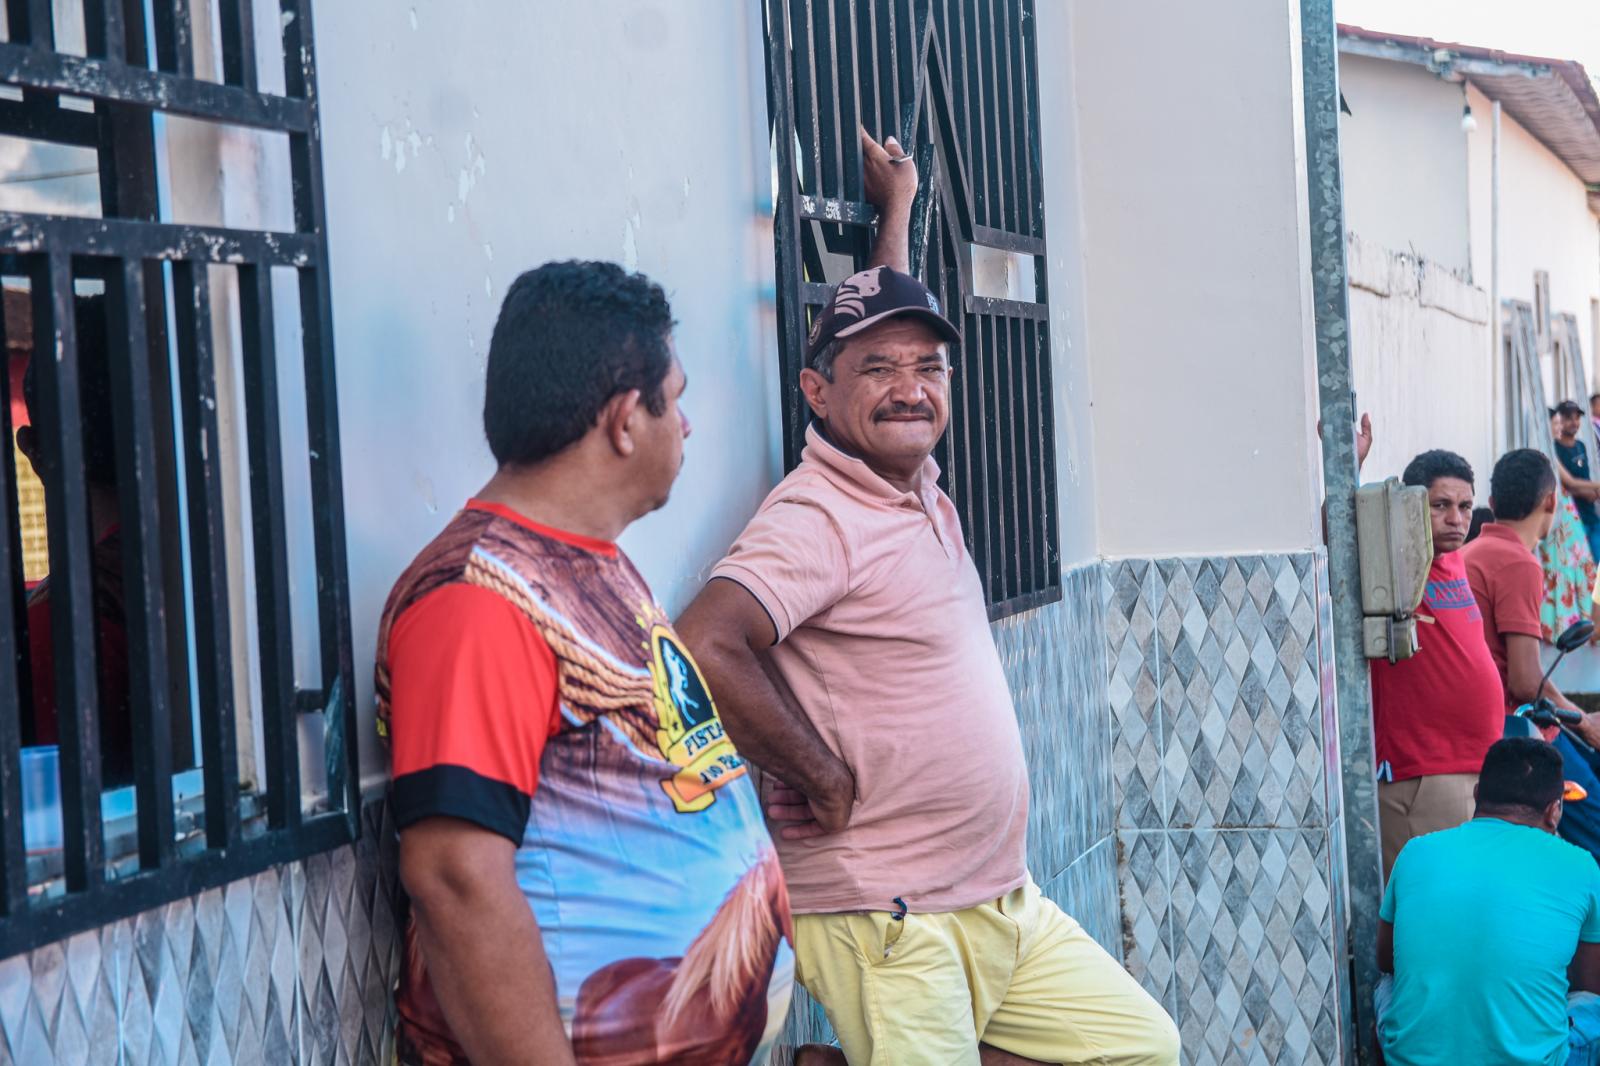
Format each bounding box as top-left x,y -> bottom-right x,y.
1545,797 -> 1564,832
1545,490 -> 1559,514
599,389 -> 643,458
798,368 -> 829,421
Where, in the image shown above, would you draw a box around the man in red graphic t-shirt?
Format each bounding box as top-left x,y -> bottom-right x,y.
1370,450 -> 1506,878
379,262 -> 791,1066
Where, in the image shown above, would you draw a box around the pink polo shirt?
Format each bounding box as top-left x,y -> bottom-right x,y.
711,424 -> 1029,914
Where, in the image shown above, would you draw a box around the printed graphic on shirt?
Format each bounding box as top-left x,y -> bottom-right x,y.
377,504 -> 792,1066
649,622 -> 748,812
1424,575 -> 1481,623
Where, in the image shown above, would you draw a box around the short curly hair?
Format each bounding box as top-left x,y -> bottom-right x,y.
1489,449 -> 1557,521
483,261 -> 675,467
1401,449 -> 1474,491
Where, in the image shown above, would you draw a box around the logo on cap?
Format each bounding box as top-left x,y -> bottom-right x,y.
832,267 -> 883,323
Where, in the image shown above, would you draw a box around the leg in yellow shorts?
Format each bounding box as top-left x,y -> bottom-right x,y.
792,879 -> 1179,1066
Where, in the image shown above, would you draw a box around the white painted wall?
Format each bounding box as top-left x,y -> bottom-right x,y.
313,0 -> 1111,785
1464,82 -> 1600,390
313,1 -> 781,786
1070,0 -> 1324,557
1338,54 -> 1471,275
1345,232 -> 1494,489
1033,2 -> 1098,567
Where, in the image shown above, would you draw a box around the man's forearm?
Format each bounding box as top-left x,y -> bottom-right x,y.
868,195 -> 912,273
409,872 -> 574,1065
1552,683 -> 1581,711
699,637 -> 851,805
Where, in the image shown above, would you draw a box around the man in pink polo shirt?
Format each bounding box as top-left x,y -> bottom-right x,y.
678,138 -> 1178,1066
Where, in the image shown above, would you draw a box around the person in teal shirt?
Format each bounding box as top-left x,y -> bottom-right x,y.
1379,738 -> 1600,1065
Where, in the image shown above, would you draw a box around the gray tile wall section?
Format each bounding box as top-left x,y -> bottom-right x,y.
0,551 -> 1351,1066
0,562 -> 1120,1066
1107,552 -> 1349,1066
0,801 -> 401,1066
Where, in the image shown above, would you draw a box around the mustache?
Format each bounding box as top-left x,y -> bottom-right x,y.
873,402 -> 936,422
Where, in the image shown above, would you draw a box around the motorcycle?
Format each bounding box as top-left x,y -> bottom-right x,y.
1506,618 -> 1596,802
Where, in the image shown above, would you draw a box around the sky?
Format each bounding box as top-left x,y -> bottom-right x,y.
1336,0 -> 1600,79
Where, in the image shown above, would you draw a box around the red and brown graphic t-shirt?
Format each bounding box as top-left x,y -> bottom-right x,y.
376,501 -> 792,1066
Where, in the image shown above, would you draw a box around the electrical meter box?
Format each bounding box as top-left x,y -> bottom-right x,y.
1354,478 -> 1433,662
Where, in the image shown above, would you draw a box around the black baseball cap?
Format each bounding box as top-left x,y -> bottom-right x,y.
1557,400 -> 1585,416
806,265 -> 961,362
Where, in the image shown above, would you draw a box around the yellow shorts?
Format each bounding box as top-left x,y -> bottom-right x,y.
793,879 -> 1179,1066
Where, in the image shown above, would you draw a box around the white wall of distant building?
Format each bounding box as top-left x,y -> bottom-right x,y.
1339,54 -> 1472,275
1335,49 -> 1600,475
1345,233 -> 1494,488
1464,82 -> 1600,396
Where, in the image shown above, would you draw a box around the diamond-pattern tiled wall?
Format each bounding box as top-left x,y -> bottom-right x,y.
1107,552 -> 1347,1066
12,560 -> 1122,1066
0,800 -> 401,1066
994,562 -> 1117,894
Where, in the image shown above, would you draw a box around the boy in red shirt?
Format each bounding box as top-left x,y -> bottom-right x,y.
1369,450 -> 1506,877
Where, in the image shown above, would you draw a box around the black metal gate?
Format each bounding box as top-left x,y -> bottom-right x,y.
0,0 -> 356,958
763,0 -> 1060,617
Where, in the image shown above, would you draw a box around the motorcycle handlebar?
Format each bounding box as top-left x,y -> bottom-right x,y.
1515,702 -> 1585,728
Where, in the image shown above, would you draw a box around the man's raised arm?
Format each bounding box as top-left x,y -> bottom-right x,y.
677,578 -> 855,837
862,128 -> 917,274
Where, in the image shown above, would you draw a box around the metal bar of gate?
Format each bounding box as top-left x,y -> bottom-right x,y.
218,0 -> 258,91
239,264 -> 301,830
284,0 -> 358,824
36,252 -> 104,892
788,0 -> 821,199
0,279 -> 26,912
151,0 -> 193,77
0,45 -> 310,132
766,0 -> 810,472
874,0 -> 898,140
106,258 -> 175,871
172,261 -> 240,850
25,0 -> 52,49
980,0 -> 1005,233
836,0 -> 862,204
996,0 -> 1020,235
810,0 -> 840,201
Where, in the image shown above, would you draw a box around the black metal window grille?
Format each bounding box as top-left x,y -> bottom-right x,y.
763,0 -> 1060,617
0,0 -> 354,958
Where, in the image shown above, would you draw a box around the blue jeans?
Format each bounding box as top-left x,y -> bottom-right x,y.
1572,992 -> 1600,1065
1556,731 -> 1600,863
1376,977 -> 1600,1064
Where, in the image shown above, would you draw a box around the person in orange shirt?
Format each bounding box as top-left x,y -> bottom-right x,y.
1463,448 -> 1600,862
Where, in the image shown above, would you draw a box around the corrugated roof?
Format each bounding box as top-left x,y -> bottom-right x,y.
1338,24 -> 1600,210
